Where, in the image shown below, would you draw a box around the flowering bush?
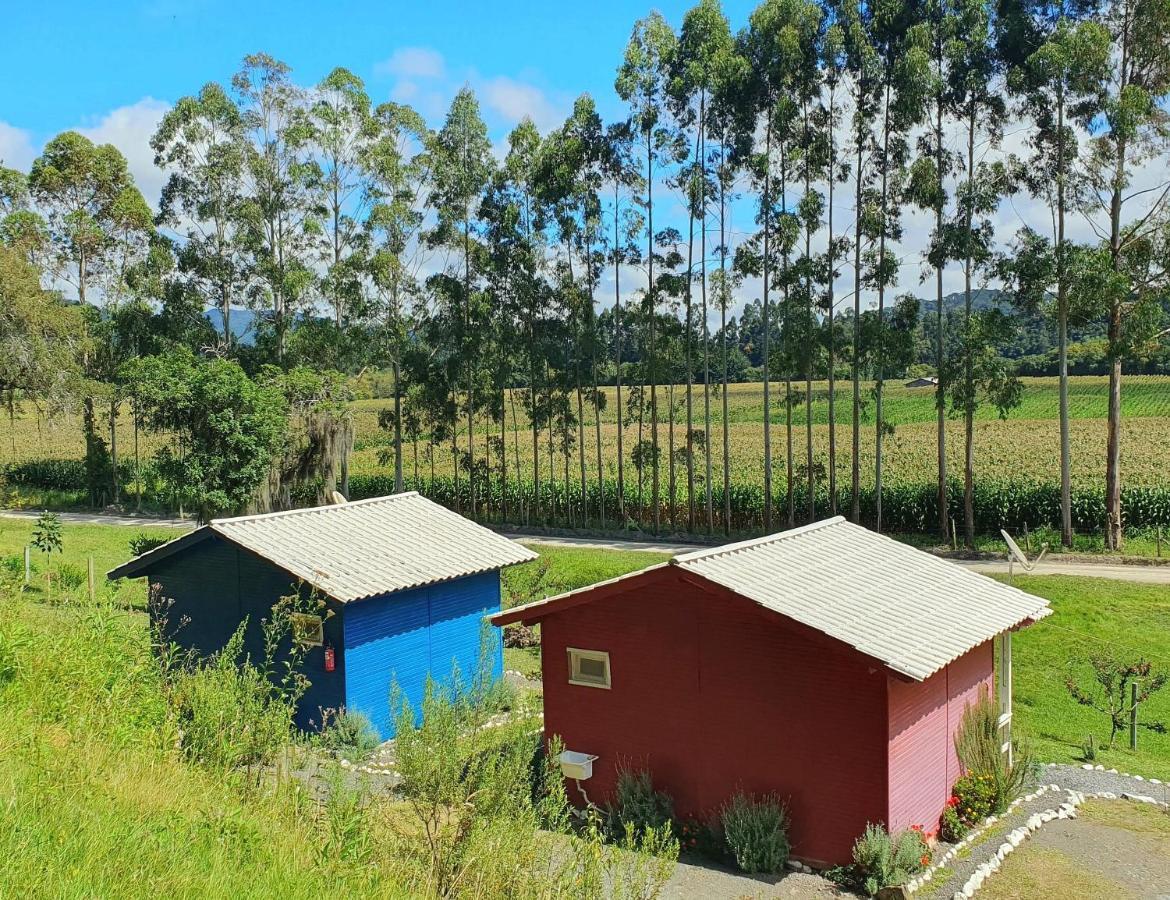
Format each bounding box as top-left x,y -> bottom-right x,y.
952,773 -> 997,825
850,823 -> 930,896
939,798 -> 968,843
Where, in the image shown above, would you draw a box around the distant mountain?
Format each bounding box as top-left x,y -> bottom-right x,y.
917,288 -> 1008,313
204,307 -> 258,345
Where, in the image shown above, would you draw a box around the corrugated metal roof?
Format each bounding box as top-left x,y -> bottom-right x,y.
494,517 -> 1050,682
673,517 -> 1050,681
109,492 -> 537,602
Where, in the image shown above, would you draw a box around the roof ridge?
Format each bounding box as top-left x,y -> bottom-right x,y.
211,491 -> 421,527
672,516 -> 847,564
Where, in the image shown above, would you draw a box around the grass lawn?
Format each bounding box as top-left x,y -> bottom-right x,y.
1006,574 -> 1170,780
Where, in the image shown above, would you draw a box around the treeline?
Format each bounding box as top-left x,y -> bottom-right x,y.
2,0 -> 1168,549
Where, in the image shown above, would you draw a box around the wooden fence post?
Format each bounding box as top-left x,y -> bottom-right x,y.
24,546 -> 30,584
1130,681 -> 1139,751
87,556 -> 96,602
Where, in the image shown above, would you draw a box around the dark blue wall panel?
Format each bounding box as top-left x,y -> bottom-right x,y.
343,571 -> 502,740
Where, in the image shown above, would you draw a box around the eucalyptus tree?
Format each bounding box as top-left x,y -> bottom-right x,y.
0,166 -> 50,268
834,0 -> 882,522
1084,0 -> 1170,549
616,12 -> 680,533
365,101 -> 430,493
232,54 -> 319,363
309,67 -> 379,330
671,0 -> 734,532
819,21 -> 851,515
28,130 -> 153,503
426,87 -> 493,516
943,0 -> 1020,545
740,0 -> 821,530
502,118 -> 550,522
600,120 -> 644,523
904,0 -> 955,539
708,37 -> 749,533
997,0 -> 1110,545
152,82 -> 248,352
867,0 -> 929,532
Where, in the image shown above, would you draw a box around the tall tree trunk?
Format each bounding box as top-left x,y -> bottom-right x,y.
393,360 -> 404,494
827,83 -> 838,517
700,92 -> 713,535
463,217 -> 475,518
109,400 -> 120,505
613,188 -> 626,524
719,134 -> 731,535
933,92 -> 950,542
685,126 -> 698,532
647,138 -> 660,534
782,141 -> 794,528
851,111 -> 863,523
763,114 -> 774,532
963,106 -> 977,548
803,102 -> 814,522
875,83 -> 891,534
1056,85 -> 1073,547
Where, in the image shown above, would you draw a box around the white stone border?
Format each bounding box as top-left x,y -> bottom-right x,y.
921,787 -> 1170,899
904,784 -> 1058,894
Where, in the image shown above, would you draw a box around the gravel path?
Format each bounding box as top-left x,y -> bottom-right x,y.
1044,763 -> 1170,803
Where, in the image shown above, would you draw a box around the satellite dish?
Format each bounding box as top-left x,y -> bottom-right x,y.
1000,529 -> 1049,581
330,490 -> 348,505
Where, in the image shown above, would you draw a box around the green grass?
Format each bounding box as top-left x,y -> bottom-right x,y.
995,574 -> 1170,780
979,846 -> 1132,899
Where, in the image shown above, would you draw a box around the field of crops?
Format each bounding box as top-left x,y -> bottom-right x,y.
3,375 -> 1167,533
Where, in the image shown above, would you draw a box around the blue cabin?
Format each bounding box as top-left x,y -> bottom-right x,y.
108,492 -> 537,739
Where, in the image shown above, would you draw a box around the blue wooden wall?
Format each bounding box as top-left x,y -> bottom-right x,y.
342,570 -> 503,739
143,535 -> 346,730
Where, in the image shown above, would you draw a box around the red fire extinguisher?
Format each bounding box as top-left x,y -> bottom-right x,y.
324,644 -> 336,673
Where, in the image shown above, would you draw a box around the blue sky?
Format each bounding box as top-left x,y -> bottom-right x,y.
3,1 -> 751,143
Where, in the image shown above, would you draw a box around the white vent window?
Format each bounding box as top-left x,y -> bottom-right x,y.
568,648 -> 611,689
290,613 -> 324,647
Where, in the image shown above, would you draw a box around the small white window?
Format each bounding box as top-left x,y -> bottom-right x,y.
568,648 -> 611,689
290,613 -> 324,647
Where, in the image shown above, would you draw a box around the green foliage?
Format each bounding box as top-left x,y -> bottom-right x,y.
850,824 -> 930,896
610,767 -> 675,838
954,691 -> 1035,812
1065,654 -> 1168,748
939,802 -> 968,843
719,792 -> 790,874
129,532 -> 170,556
55,561 -> 86,590
951,773 -> 997,824
316,707 -> 380,762
31,510 -> 63,556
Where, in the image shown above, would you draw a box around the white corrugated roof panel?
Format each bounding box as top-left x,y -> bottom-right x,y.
673,517 -> 1050,681
206,492 -> 536,602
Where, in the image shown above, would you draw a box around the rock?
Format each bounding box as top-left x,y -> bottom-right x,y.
1082,764 -> 1094,770
1122,793 -> 1158,804
998,842 -> 1012,859
1026,814 -> 1042,830
1095,765 -> 1105,771
1151,778 -> 1162,785
785,860 -> 801,871
875,885 -> 911,899
1134,775 -> 1144,781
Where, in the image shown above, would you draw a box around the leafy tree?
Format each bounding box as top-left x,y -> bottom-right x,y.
152,82 -> 249,352
232,54 -> 319,363
426,87 -> 493,515
1066,655 -> 1167,747
617,11 -> 680,533
0,247 -> 85,458
997,0 -> 1111,547
1086,0 -> 1170,548
125,349 -> 289,521
31,511 -> 63,557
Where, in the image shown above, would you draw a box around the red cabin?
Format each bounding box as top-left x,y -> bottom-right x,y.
492,517 -> 1051,866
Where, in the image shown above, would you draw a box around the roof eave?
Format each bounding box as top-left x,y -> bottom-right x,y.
106,527 -> 213,581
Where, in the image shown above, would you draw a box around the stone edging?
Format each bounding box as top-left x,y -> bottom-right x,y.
904,784 -> 1059,895
912,786 -> 1170,899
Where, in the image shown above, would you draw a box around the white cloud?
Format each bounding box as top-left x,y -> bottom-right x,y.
479,75 -> 566,132
376,47 -> 445,81
0,121 -> 36,172
75,97 -> 172,210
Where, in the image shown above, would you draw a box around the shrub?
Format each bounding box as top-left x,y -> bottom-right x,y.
954,690 -> 1035,812
610,767 -> 674,838
55,562 -> 87,591
851,823 -> 930,896
951,773 -> 997,825
939,800 -> 968,843
166,625 -> 296,772
316,708 -> 380,762
719,792 -> 790,874
129,533 -> 170,556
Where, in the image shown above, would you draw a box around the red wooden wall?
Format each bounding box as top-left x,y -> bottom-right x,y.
537,569 -> 892,866
886,641 -> 994,834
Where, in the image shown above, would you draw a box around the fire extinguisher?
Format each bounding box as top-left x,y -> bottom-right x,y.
324,644 -> 336,673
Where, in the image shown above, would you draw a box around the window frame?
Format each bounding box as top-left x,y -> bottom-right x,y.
289,612 -> 325,648
567,647 -> 611,689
